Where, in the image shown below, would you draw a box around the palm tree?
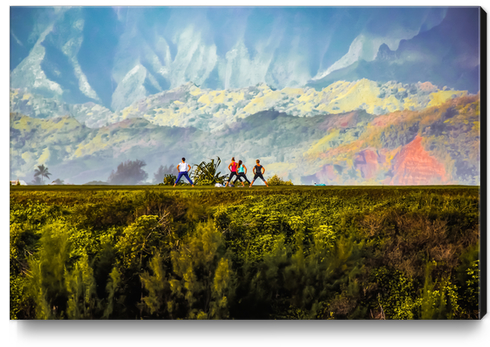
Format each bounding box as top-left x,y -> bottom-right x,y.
191,157 -> 228,185
34,164 -> 51,185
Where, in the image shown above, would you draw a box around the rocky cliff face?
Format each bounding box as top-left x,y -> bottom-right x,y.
354,149 -> 382,180
386,136 -> 448,185
304,95 -> 480,185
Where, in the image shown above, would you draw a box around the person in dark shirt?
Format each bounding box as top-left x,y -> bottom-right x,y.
250,159 -> 269,187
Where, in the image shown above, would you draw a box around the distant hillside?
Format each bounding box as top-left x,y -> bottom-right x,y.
10,114 -> 204,184
302,94 -> 480,185
11,79 -> 468,133
10,95 -> 479,185
10,88 -> 113,128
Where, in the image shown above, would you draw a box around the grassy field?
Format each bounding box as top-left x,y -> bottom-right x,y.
11,184 -> 477,190
10,185 -> 481,319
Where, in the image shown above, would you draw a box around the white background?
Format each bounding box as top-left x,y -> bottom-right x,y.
2,0 -> 489,346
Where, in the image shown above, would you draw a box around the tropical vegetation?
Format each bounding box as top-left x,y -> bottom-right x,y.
10,186 -> 480,320
191,157 -> 229,186
33,165 -> 51,185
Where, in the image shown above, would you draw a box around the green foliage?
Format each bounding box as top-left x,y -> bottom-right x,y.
463,260 -> 480,315
191,157 -> 228,185
10,186 -> 480,319
115,215 -> 162,269
140,254 -> 169,316
26,221 -> 71,319
267,174 -> 294,186
65,254 -> 98,319
10,273 -> 30,319
103,267 -> 121,319
371,267 -> 418,319
167,220 -> 235,319
34,164 -> 51,185
162,174 -> 176,186
455,245 -> 480,318
419,263 -> 462,320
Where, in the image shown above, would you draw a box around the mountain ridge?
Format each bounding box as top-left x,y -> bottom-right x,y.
10,94 -> 480,186
10,78 -> 470,133
306,8 -> 480,93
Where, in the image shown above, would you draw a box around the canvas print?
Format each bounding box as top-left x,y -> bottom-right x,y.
10,6 -> 484,320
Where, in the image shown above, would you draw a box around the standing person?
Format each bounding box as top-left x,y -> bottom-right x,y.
173,157 -> 195,187
224,157 -> 240,187
250,159 -> 269,187
234,160 -> 250,187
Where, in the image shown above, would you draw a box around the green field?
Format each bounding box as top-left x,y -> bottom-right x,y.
10,185 -> 481,319
11,185 -> 476,191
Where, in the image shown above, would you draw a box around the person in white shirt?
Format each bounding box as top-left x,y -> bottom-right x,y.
173,157 -> 195,187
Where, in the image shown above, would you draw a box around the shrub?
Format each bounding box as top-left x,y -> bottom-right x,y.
267,174 -> 293,186
163,174 -> 176,186
10,187 -> 480,319
108,160 -> 148,185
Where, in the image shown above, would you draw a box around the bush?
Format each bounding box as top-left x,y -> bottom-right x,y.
163,174 -> 176,186
108,160 -> 148,185
267,174 -> 294,186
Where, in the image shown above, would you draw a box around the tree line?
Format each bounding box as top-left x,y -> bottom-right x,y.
20,158 -> 292,186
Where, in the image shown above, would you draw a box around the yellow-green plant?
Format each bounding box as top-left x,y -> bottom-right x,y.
267,174 -> 293,186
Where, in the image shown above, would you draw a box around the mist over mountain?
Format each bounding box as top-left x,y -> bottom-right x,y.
10,79 -> 468,131
11,6 -> 478,111
307,8 -> 480,93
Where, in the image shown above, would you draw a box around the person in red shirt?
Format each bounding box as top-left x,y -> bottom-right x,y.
224,157 -> 240,187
